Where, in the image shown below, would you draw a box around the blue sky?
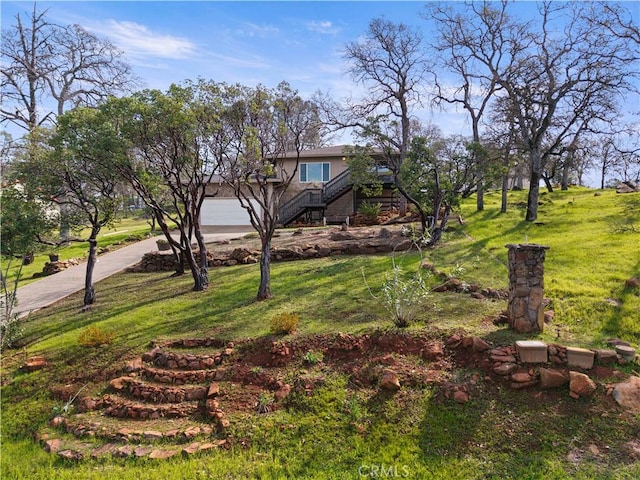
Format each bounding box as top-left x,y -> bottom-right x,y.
3,1 -> 639,186
2,1 -> 431,100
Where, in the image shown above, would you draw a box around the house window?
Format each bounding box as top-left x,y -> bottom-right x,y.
300,162 -> 330,183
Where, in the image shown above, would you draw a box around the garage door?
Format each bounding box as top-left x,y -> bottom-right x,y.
201,198 -> 261,226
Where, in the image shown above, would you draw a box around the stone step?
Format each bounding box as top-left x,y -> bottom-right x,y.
100,394 -> 201,419
109,376 -> 215,403
141,346 -> 234,371
49,413 -> 219,443
138,364 -> 225,384
39,431 -> 227,460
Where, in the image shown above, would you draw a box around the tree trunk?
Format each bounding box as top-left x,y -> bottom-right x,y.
561,162 -> 570,190
542,176 -> 554,193
526,150 -> 542,221
194,223 -> 209,290
476,181 -> 484,211
257,237 -> 272,301
83,234 -> 98,306
501,173 -> 509,213
601,162 -> 606,190
428,204 -> 451,246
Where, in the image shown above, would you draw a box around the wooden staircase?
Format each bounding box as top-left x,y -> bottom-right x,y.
278,169 -> 353,226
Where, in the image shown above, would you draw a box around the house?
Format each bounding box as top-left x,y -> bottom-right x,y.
200,145 -> 402,230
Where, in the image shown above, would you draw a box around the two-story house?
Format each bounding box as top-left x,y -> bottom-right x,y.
200,145 -> 401,230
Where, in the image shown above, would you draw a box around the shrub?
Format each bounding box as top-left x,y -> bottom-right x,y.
363,250 -> 430,328
270,312 -> 299,335
303,350 -> 323,365
78,326 -> 115,347
358,202 -> 382,220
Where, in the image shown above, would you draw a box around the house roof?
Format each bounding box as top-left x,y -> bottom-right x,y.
282,145 -> 352,159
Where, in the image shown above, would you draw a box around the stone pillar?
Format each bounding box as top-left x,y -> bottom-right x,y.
505,243 -> 549,333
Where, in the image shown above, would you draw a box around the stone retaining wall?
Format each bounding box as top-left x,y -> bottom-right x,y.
127,237 -> 413,273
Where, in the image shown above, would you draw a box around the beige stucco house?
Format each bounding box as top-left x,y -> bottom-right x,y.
201,145 -> 400,229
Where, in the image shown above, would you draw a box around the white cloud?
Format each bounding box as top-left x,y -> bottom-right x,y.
93,20 -> 197,60
235,22 -> 280,38
306,20 -> 340,35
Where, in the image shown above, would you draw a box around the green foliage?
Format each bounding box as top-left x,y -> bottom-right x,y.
303,350 -> 323,365
363,252 -> 431,328
344,145 -> 383,197
358,201 -> 382,220
77,326 -> 115,347
269,312 -> 300,335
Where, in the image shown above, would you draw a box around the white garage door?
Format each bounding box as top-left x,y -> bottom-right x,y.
201,198 -> 261,226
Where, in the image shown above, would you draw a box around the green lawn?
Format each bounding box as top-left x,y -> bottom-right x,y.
1,187 -> 639,479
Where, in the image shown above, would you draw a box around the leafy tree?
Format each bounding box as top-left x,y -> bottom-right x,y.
402,135 -> 482,245
222,82 -> 321,300
15,110 -> 124,308
0,177 -> 57,347
114,81 -> 226,291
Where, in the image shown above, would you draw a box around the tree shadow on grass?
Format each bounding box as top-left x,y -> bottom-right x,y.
604,258 -> 640,342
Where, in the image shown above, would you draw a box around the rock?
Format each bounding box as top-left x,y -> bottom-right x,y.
58,450 -> 83,461
612,376 -> 640,412
625,277 -> 640,289
544,310 -> 555,324
49,416 -> 66,428
510,380 -> 537,390
421,343 -> 444,360
471,337 -> 490,352
91,443 -> 117,459
569,371 -> 597,398
143,430 -> 164,440
595,349 -> 618,365
207,383 -> 220,398
23,356 -> 48,372
134,446 -> 154,457
183,426 -> 201,439
378,228 -> 392,239
274,384 -> 292,401
490,354 -> 516,363
114,445 -> 135,458
445,334 -> 462,348
493,363 -> 517,376
511,372 -> 534,383
453,390 -> 469,403
148,449 -> 180,459
44,439 -> 63,453
539,368 -> 568,389
182,442 -> 201,456
380,369 -> 401,391
109,376 -> 130,391
330,231 -> 355,241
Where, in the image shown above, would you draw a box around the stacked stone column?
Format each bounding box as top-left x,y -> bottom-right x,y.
506,243 -> 549,333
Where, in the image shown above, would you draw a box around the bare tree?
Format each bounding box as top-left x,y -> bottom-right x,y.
426,1 -> 522,211
322,17 -> 435,234
1,3 -> 138,132
450,1 -> 637,220
222,82 -> 321,300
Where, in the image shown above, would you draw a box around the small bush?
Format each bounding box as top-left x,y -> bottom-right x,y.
270,312 -> 299,335
78,326 -> 115,347
358,202 -> 382,219
303,350 -> 323,365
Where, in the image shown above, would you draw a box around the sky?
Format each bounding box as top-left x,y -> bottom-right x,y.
1,0 -> 478,139
2,1 -> 639,186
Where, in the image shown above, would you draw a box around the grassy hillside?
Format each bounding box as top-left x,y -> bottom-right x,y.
1,187 -> 639,479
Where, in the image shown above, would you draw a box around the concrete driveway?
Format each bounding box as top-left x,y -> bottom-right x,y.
14,230 -> 252,318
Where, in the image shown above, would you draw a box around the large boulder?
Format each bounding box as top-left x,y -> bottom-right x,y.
569,371 -> 597,398
612,375 -> 640,413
